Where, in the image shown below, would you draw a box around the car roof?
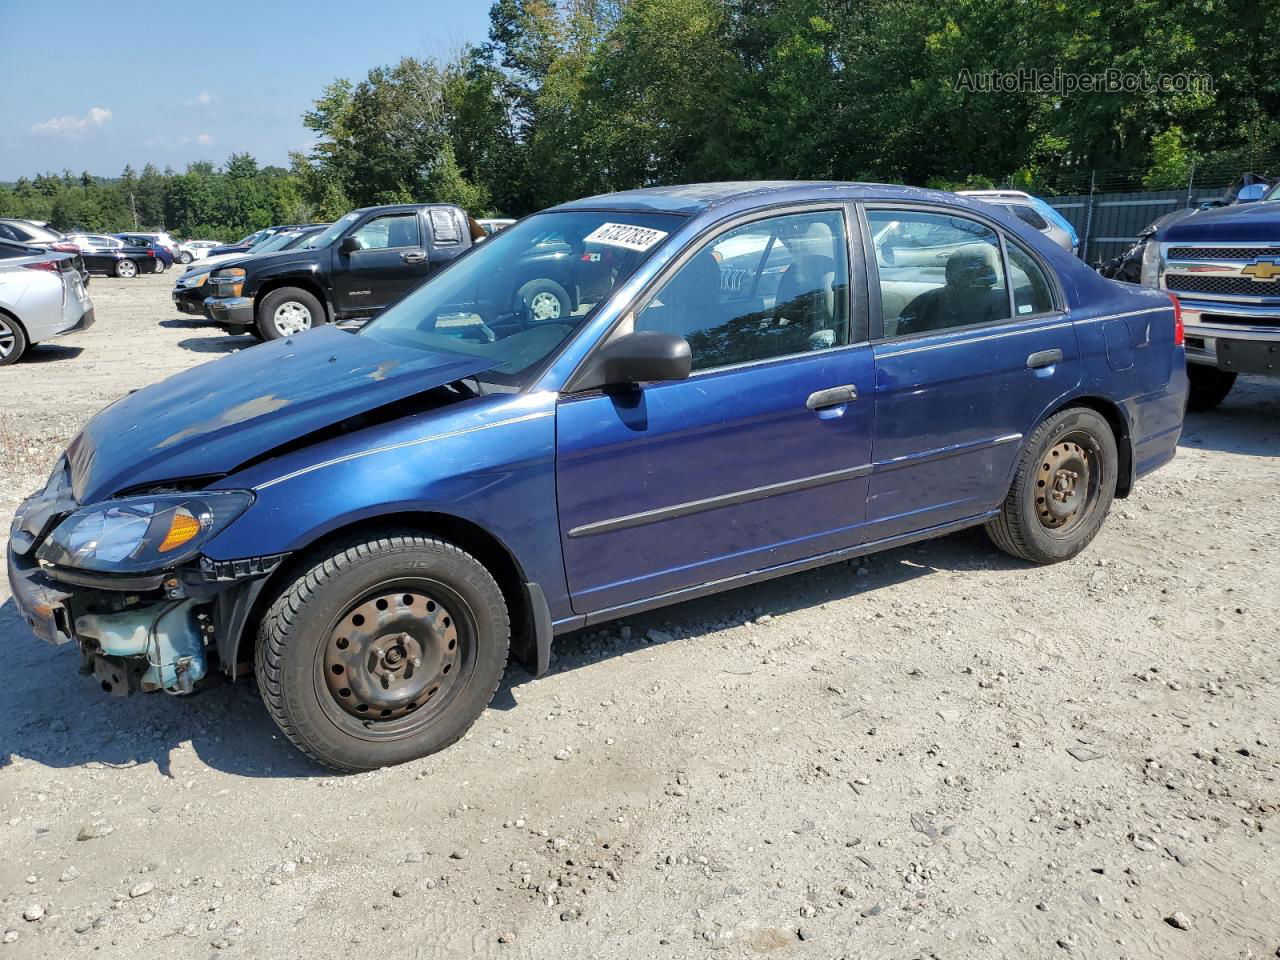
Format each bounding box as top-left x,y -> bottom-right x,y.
551,181 -> 990,216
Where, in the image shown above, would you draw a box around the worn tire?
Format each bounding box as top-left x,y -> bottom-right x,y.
1186,364 -> 1236,412
518,278 -> 571,323
256,286 -> 324,341
254,532 -> 510,772
0,312 -> 29,366
986,407 -> 1118,565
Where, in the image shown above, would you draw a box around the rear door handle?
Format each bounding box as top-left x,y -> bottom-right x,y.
806,384 -> 858,409
1026,348 -> 1063,369
401,251 -> 427,264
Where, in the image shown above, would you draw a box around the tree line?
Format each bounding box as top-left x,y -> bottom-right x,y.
4,0 -> 1276,239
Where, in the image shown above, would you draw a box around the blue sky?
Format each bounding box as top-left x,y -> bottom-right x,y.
0,1 -> 493,180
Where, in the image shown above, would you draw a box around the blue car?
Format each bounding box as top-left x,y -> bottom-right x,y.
7,182 -> 1187,770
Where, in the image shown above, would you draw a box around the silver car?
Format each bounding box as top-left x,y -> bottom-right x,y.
957,190 -> 1079,254
0,241 -> 95,365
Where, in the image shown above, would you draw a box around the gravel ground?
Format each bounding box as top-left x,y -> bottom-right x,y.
1,270 -> 1278,959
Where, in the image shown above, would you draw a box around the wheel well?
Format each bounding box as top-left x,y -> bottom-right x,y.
255,277 -> 331,323
1051,396 -> 1133,498
230,511 -> 528,674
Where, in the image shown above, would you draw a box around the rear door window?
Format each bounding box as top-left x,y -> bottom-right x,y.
868,209 -> 1009,338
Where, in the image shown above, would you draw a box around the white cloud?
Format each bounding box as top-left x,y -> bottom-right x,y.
31,106 -> 112,138
196,133 -> 214,145
186,91 -> 214,107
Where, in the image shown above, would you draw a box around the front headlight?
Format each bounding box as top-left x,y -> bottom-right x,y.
1140,241 -> 1162,287
210,266 -> 246,297
37,491 -> 253,574
182,271 -> 209,289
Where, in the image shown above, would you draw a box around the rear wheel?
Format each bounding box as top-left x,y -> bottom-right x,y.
154,258 -> 167,274
178,251 -> 193,264
114,259 -> 138,279
1186,363 -> 1236,412
986,407 -> 1118,564
254,532 -> 510,771
256,286 -> 323,340
0,314 -> 29,366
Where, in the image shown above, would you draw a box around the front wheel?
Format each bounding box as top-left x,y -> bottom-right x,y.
518,278 -> 571,323
254,532 -> 510,771
114,258 -> 138,279
256,286 -> 323,340
1186,363 -> 1236,412
986,407 -> 1118,564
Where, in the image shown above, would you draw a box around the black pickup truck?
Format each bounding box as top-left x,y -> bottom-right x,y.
191,203 -> 590,341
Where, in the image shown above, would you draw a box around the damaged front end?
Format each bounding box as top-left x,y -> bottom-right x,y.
7,457 -> 282,697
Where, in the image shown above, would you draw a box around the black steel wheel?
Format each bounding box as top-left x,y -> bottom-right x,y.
255,532 -> 509,771
986,407 -> 1117,564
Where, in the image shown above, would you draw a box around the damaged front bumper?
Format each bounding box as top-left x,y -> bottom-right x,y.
8,486 -> 286,697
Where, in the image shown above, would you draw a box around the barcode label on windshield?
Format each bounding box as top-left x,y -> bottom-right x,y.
584,222 -> 668,252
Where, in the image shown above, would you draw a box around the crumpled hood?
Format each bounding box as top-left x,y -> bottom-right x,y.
1160,201 -> 1280,243
69,325 -> 494,504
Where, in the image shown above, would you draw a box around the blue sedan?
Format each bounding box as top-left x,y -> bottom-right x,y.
7,182 -> 1187,770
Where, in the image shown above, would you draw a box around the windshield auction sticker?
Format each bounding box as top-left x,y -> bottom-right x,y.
584,222 -> 669,252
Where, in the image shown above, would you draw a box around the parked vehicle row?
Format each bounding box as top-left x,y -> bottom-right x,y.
63,234 -> 162,278
0,240 -> 95,365
8,181 -> 1187,771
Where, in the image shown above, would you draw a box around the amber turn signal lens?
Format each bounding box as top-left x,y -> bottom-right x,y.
158,509 -> 202,553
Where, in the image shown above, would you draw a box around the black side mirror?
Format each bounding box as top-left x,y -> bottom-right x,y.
339,236 -> 361,255
571,331 -> 692,391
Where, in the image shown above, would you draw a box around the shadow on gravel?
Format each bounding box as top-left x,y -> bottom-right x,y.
2,528 -> 1017,777
0,597 -> 321,779
22,345 -> 85,363
1179,375 -> 1280,458
177,336 -> 248,355
510,526 -> 1024,700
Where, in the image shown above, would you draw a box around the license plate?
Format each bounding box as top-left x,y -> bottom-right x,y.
1217,338 -> 1280,375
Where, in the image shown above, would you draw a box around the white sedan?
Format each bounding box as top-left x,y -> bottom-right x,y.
0,241 -> 95,365
176,240 -> 222,264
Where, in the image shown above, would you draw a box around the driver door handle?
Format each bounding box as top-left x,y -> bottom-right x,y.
806,384 -> 858,410
401,251 -> 427,264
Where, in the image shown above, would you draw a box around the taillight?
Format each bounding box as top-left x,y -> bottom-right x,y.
1168,293 -> 1184,346
50,242 -> 79,254
22,260 -> 59,272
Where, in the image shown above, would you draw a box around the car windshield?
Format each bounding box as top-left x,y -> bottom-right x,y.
254,231 -> 301,254
361,209 -> 683,387
308,212 -> 360,250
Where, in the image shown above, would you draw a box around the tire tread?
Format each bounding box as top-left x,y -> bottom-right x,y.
254,532 -> 509,771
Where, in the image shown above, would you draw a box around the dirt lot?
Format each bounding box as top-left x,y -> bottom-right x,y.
1,270 -> 1278,959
